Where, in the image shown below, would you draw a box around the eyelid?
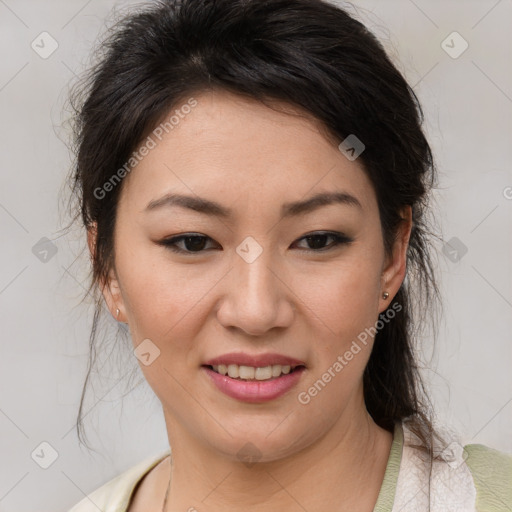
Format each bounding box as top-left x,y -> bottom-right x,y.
295,231 -> 353,250
157,231 -> 353,255
158,233 -> 218,254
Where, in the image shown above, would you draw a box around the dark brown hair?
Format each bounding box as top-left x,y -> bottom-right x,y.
63,0 -> 444,459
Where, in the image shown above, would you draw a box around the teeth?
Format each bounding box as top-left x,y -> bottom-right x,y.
239,365 -> 255,379
227,364 -> 239,378
272,365 -> 283,377
255,366 -> 272,380
211,364 -> 294,380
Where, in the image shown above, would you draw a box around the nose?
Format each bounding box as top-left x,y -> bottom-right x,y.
216,246 -> 295,336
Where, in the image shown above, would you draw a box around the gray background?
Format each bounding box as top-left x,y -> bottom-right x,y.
0,0 -> 511,510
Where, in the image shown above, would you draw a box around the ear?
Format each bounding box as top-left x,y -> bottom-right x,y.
378,205 -> 412,313
87,222 -> 125,322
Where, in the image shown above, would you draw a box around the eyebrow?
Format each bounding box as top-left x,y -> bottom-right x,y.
144,190 -> 362,218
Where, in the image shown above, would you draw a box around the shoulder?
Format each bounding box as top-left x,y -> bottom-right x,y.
395,420 -> 512,511
463,443 -> 512,511
67,450 -> 171,512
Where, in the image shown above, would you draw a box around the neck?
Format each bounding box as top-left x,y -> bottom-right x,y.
161,398 -> 393,512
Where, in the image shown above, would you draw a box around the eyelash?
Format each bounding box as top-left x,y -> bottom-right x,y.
158,231 -> 353,255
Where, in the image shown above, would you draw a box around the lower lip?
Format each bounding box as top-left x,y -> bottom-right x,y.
201,366 -> 306,403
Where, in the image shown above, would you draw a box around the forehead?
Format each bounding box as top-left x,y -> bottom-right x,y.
119,90 -> 377,216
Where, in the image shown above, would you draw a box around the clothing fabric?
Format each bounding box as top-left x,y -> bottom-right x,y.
68,421 -> 512,512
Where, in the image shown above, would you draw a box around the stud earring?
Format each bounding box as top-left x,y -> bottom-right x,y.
382,292 -> 389,300
116,308 -> 120,319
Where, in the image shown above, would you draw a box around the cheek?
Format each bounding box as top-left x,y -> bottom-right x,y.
292,257 -> 383,414
115,249 -> 220,409
108,217 -> 216,415
116,245 -> 225,347
296,256 -> 382,338
288,245 -> 384,395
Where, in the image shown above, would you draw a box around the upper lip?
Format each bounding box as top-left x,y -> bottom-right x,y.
202,352 -> 306,368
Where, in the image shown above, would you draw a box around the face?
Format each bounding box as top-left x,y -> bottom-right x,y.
92,90 -> 411,462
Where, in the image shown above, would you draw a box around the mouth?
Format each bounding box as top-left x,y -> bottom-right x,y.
202,363 -> 306,382
201,362 -> 307,403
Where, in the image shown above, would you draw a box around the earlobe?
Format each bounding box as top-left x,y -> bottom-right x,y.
101,267 -> 125,321
87,222 -> 125,322
380,206 -> 412,306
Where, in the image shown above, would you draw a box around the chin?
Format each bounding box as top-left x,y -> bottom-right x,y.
197,416 -> 318,465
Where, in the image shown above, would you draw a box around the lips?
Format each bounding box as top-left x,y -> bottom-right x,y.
201,352 -> 307,402
202,365 -> 306,403
202,352 -> 306,369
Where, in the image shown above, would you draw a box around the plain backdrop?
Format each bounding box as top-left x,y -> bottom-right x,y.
0,0 -> 511,510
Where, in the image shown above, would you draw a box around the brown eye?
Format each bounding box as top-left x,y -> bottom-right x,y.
159,234 -> 218,254
293,232 -> 353,252
158,231 -> 353,255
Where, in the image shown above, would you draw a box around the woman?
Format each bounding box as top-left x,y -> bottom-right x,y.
65,0 -> 512,510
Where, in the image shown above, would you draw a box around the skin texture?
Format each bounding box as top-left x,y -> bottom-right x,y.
88,90 -> 412,512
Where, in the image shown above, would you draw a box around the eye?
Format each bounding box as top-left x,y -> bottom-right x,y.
158,231 -> 353,255
293,231 -> 353,252
158,234 -> 218,254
